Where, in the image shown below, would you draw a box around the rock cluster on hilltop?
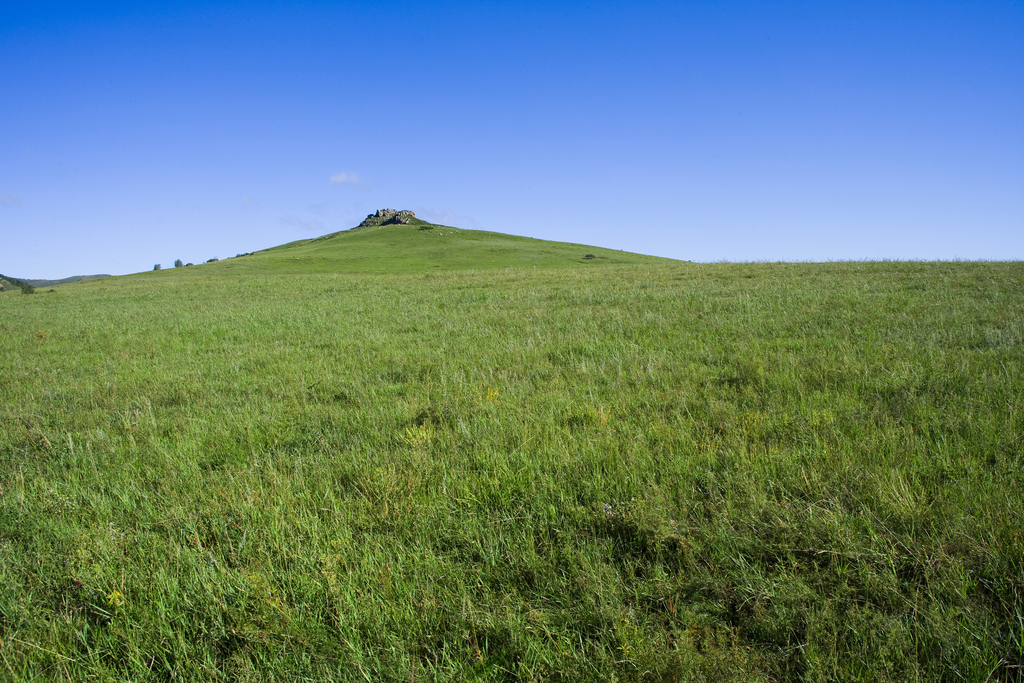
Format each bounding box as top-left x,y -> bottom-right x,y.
357,209 -> 417,227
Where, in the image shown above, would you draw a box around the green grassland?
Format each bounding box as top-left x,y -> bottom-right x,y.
0,235 -> 1022,681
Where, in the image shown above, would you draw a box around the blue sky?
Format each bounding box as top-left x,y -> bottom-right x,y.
1,1 -> 1021,277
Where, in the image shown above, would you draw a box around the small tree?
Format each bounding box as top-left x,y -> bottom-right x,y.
21,284 -> 35,294
174,259 -> 183,268
153,264 -> 161,271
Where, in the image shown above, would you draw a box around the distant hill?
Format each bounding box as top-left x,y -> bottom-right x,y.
139,209 -> 673,278
0,273 -> 35,292
0,273 -> 110,291
0,275 -> 20,291
26,274 -> 111,287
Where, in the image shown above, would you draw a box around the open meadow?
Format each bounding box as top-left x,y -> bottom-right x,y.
1,255 -> 1022,681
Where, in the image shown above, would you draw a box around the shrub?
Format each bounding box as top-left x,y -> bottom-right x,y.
206,258 -> 219,263
153,264 -> 161,271
21,284 -> 35,294
584,254 -> 596,260
174,259 -> 183,268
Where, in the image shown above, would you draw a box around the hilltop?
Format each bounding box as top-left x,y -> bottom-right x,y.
353,208 -> 422,227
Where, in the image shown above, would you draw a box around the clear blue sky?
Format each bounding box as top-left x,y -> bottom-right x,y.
2,1 -> 1021,277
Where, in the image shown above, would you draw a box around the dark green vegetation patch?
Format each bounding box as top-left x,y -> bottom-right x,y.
0,254 -> 1022,681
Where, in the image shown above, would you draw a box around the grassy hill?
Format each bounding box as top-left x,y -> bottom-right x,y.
0,226 -> 1021,681
138,221 -> 669,279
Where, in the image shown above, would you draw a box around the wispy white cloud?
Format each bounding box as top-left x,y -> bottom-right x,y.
330,172 -> 362,185
1,193 -> 22,207
281,216 -> 326,232
307,201 -> 332,217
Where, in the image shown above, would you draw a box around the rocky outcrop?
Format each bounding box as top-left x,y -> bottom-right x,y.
357,209 -> 417,227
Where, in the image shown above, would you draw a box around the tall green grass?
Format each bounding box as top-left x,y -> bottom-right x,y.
0,261 -> 1021,681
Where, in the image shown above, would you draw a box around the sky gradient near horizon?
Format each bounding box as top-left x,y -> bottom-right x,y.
2,1 -> 1022,278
